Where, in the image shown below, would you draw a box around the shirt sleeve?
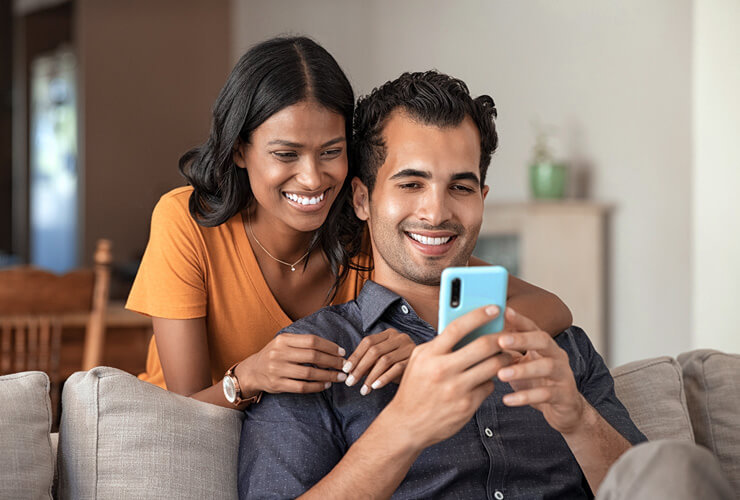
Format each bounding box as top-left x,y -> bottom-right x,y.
558,327 -> 648,445
238,388 -> 347,499
125,192 -> 208,319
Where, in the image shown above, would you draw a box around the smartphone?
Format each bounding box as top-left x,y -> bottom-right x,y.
438,265 -> 508,350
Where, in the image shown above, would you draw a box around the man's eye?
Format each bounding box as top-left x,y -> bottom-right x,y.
321,148 -> 343,158
399,182 -> 420,189
452,184 -> 475,193
272,151 -> 298,160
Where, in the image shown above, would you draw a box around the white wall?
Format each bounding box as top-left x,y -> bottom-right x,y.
692,0 -> 740,353
232,0 -> 695,366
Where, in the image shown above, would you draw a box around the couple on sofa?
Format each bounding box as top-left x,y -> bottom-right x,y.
127,37 -> 733,498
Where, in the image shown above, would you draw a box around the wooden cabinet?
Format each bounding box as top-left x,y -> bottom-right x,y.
475,202 -> 610,356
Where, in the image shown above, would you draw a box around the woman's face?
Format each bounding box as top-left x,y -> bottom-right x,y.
234,100 -> 348,234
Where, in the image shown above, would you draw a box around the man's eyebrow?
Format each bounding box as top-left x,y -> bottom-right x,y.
266,137 -> 345,148
451,171 -> 480,184
389,168 -> 432,180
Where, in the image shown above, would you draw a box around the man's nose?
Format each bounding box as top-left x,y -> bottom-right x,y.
417,188 -> 452,226
295,157 -> 322,191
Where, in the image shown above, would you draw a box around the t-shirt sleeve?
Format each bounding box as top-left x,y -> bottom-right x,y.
558,327 -> 647,446
238,388 -> 346,499
125,192 -> 208,319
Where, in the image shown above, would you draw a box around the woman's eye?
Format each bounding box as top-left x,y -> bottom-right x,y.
272,151 -> 298,160
321,148 -> 343,158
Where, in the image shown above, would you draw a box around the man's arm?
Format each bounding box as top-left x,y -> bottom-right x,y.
469,256 -> 572,336
495,308 -> 632,493
300,305 -> 516,499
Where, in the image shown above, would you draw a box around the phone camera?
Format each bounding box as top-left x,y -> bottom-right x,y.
451,278 -> 461,308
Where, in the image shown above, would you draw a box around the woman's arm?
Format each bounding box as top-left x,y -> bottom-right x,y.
151,316 -> 348,409
469,256 -> 572,336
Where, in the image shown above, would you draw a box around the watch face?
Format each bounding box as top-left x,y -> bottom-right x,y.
223,376 -> 237,403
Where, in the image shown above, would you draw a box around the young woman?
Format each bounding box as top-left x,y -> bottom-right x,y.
126,36 -> 572,410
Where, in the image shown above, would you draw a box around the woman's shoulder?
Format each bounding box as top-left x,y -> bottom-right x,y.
153,186 -> 194,218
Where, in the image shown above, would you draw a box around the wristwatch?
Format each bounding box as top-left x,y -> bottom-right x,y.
223,362 -> 262,407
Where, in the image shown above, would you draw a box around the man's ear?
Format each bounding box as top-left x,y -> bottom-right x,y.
482,184 -> 489,201
233,142 -> 247,169
351,177 -> 370,221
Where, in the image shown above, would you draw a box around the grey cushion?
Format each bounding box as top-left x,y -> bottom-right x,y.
611,356 -> 694,442
678,350 -> 740,494
57,367 -> 244,500
0,371 -> 54,500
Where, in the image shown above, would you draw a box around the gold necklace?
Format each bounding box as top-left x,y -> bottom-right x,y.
247,214 -> 311,272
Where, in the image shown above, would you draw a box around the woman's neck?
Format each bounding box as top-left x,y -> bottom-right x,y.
245,208 -> 316,266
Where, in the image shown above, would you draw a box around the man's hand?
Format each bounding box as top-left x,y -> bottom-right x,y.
342,328 -> 415,395
496,308 -> 585,434
383,305 -> 516,450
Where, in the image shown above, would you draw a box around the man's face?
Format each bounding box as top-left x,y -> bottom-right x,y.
352,111 -> 488,287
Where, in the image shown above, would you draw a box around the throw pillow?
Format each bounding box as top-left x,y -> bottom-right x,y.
0,371 -> 54,500
611,356 -> 694,442
57,367 -> 244,500
679,349 -> 740,494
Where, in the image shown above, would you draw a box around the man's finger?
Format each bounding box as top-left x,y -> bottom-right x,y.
497,357 -> 557,383
497,329 -> 562,358
458,351 -> 516,390
434,305 -> 501,353
504,307 -> 540,333
502,386 -> 553,407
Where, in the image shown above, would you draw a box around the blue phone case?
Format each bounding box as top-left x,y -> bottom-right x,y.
438,266 -> 508,350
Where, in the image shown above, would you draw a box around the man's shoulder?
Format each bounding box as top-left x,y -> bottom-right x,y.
281,301 -> 364,346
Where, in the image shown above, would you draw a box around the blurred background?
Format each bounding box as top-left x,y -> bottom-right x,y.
1,0 -> 738,371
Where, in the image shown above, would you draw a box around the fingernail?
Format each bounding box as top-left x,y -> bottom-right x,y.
342,361 -> 353,373
499,368 -> 514,379
337,372 -> 347,382
324,382 -> 331,389
345,374 -> 356,386
360,384 -> 370,396
485,305 -> 499,316
338,347 -> 346,357
371,380 -> 382,390
500,335 -> 514,346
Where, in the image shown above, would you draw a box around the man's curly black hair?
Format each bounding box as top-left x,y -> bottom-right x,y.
352,70 -> 499,195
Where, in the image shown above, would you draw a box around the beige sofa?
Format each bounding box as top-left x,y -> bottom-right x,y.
1,349 -> 738,499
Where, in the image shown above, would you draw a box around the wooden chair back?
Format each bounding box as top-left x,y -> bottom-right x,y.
0,239 -> 112,412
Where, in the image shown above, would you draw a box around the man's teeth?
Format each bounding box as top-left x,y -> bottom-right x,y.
284,192 -> 325,205
408,233 -> 452,246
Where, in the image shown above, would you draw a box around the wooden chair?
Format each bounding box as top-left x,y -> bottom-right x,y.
0,239 -> 112,414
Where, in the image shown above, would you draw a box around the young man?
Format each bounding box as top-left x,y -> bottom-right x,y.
237,72 -> 731,499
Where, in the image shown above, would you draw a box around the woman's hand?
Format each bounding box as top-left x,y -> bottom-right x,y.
236,333 -> 347,395
341,329 -> 416,396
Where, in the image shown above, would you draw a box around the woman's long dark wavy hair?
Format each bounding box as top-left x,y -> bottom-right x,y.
179,36 -> 363,299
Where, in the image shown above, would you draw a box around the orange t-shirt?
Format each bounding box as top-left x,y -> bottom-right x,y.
126,187 -> 372,389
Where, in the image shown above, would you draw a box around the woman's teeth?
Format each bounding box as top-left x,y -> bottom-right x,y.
408,233 -> 452,246
284,191 -> 325,205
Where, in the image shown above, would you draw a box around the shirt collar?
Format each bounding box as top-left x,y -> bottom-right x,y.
356,280 -> 404,331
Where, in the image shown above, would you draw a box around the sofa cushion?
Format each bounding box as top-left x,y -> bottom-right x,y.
58,367 -> 244,500
611,356 -> 694,442
678,349 -> 740,494
0,371 -> 54,500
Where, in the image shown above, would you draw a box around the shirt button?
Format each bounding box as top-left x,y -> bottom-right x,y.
484,427 -> 493,438
494,491 -> 504,500
401,305 -> 409,314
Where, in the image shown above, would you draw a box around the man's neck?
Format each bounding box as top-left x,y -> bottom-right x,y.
372,271 -> 440,330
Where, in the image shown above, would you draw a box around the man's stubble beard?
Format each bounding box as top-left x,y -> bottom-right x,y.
368,205 -> 482,287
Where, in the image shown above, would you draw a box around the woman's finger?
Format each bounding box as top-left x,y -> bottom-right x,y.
360,349 -> 411,394
278,333 -> 347,357
279,362 -> 345,383
279,346 -> 345,371
273,378 -> 333,395
343,330 -> 391,374
347,336 -> 403,386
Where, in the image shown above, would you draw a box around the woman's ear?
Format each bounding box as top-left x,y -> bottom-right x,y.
351,177 -> 370,221
233,142 -> 247,169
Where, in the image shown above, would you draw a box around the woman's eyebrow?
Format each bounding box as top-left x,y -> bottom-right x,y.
266,136 -> 345,148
